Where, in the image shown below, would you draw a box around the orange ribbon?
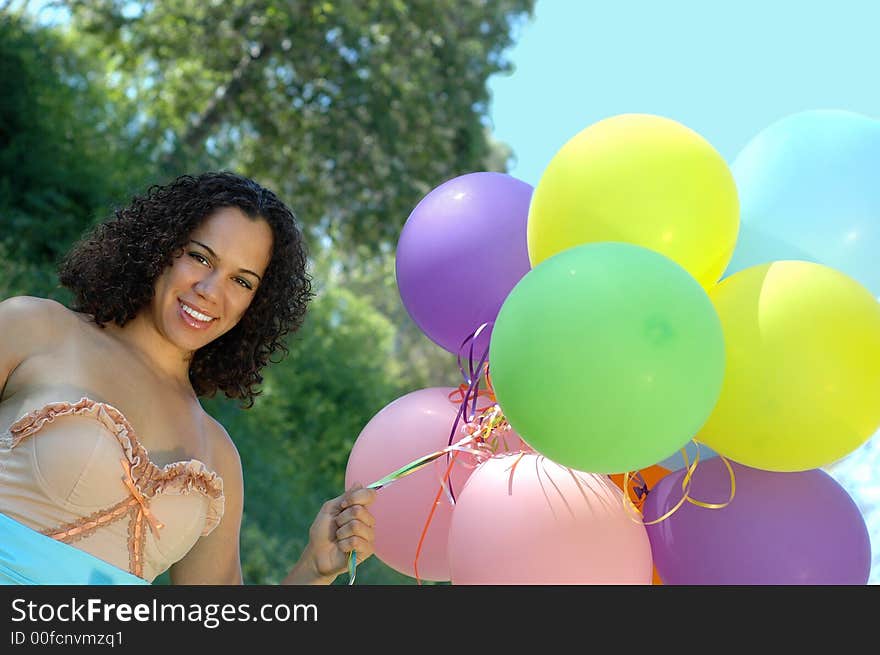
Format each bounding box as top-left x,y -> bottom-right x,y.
448,363 -> 497,412
120,458 -> 164,538
447,384 -> 496,412
413,449 -> 461,584
412,403 -> 511,584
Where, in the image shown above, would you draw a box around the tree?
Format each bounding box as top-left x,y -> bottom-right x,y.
62,0 -> 536,253
0,11 -> 154,299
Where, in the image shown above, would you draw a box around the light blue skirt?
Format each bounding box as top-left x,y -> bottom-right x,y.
0,512 -> 149,585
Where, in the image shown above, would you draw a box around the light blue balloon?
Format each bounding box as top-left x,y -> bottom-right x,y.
724,109 -> 880,296
658,441 -> 717,471
725,222 -> 817,276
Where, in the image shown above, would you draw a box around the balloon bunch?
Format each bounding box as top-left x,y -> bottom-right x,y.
345,112 -> 879,585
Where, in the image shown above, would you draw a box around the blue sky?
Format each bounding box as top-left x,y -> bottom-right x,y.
487,0 -> 880,583
488,0 -> 880,186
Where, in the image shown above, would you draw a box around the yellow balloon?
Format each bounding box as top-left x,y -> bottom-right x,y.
527,114 -> 739,289
699,261 -> 880,471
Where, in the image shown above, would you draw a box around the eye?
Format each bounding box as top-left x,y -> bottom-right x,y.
234,277 -> 254,290
189,252 -> 210,266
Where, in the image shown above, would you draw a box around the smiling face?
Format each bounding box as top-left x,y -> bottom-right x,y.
149,206 -> 274,355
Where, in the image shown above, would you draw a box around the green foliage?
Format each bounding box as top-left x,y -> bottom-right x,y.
61,0 -> 536,253
0,12 -> 154,298
0,14 -> 156,301
312,245 -> 462,391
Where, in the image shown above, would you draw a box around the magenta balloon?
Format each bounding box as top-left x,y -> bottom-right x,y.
395,172 -> 533,355
644,458 -> 871,584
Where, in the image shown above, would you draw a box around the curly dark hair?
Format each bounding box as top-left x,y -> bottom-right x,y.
59,171 -> 313,407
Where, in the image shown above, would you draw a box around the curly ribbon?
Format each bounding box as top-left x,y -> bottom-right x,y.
621,441 -> 737,526
348,323 -> 503,585
347,375 -> 733,582
412,324 -> 521,583
447,383 -> 495,412
449,322 -> 494,449
616,469 -> 651,513
413,450 -> 462,583
411,403 -> 513,583
345,430 -> 491,584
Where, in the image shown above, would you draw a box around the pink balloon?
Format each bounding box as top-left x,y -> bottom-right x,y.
448,453 -> 653,584
345,387 -> 524,581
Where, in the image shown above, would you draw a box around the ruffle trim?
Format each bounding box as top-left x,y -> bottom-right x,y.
8,397 -> 225,536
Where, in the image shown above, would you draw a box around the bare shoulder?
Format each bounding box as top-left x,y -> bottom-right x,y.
0,296 -> 77,363
0,295 -> 75,326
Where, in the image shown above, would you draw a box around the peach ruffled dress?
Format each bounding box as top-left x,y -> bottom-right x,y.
0,398 -> 224,582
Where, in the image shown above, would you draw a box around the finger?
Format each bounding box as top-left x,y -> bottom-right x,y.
323,485 -> 362,514
321,496 -> 345,515
335,505 -> 376,529
341,486 -> 377,509
336,535 -> 374,556
336,520 -> 374,545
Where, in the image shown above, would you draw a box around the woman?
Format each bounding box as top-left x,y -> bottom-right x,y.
0,171 -> 377,585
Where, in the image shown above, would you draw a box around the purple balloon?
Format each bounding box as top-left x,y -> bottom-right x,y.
643,459 -> 871,584
395,172 -> 533,356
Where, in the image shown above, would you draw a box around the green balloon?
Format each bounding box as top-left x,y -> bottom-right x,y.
489,242 -> 725,474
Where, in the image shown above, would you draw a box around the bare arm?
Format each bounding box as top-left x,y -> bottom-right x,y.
169,417 -> 377,585
168,419 -> 246,584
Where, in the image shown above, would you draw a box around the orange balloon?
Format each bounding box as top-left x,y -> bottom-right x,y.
609,463 -> 670,493
652,567 -> 663,585
609,464 -> 671,585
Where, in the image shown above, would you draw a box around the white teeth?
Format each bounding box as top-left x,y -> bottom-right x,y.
181,303 -> 215,322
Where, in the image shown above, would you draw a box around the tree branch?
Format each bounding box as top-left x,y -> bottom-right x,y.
161,40 -> 271,169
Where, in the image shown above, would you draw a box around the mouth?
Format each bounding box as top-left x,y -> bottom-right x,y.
178,300 -> 217,329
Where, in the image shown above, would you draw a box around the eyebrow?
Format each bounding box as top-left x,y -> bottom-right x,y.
189,240 -> 263,281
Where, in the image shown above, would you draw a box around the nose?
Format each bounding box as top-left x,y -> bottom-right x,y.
193,270 -> 221,305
